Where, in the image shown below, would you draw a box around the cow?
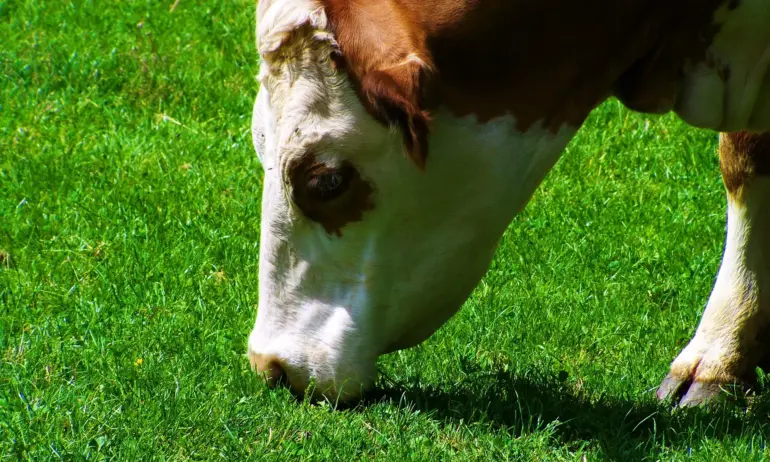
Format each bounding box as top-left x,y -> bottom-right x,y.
247,0 -> 770,406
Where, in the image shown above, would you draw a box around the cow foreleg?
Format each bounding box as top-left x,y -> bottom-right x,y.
658,132 -> 770,406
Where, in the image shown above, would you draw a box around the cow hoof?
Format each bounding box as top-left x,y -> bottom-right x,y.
656,362 -> 760,407
655,342 -> 759,407
657,374 -> 727,407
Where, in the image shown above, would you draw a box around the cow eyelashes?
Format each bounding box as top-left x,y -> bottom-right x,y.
305,163 -> 354,202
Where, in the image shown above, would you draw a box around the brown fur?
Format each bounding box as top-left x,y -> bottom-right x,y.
288,154 -> 375,236
319,0 -> 728,165
322,0 -> 434,168
719,131 -> 770,195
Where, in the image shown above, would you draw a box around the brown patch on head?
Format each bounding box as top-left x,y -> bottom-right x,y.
359,66 -> 431,170
719,131 -> 770,195
321,0 -> 433,168
288,154 -> 374,236
321,0 -> 727,136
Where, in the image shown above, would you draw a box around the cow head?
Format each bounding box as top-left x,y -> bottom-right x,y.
248,0 -> 570,401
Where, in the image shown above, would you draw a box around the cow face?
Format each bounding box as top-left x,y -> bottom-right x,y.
248,0 -> 574,401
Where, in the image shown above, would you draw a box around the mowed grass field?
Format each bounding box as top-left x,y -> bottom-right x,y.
2,0 -> 770,460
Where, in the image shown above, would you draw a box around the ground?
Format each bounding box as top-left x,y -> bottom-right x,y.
1,0 -> 769,460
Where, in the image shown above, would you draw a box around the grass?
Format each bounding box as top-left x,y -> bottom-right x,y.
1,0 -> 769,460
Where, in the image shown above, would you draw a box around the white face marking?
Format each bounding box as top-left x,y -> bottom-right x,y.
248,0 -> 576,400
675,0 -> 770,130
668,178 -> 770,385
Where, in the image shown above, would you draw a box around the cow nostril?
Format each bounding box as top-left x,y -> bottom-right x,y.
251,353 -> 288,388
263,360 -> 287,387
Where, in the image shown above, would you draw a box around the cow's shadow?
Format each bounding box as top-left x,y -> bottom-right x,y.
361,359 -> 769,459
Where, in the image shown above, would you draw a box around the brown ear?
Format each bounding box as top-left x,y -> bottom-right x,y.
321,0 -> 433,167
360,64 -> 431,169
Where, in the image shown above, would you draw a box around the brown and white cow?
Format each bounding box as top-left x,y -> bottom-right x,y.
248,0 -> 770,405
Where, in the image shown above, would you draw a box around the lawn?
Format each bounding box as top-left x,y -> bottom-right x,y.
1,0 -> 769,460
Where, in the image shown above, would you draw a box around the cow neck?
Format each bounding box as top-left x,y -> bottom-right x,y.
323,0 -> 731,134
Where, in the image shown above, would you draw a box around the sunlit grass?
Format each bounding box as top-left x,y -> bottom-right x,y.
1,1 -> 768,459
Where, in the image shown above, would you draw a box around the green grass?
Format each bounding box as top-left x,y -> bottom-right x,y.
1,1 -> 769,460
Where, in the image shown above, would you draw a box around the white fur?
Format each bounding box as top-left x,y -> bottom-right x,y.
676,0 -> 770,130
668,178 -> 770,384
257,0 -> 330,57
248,0 -> 575,399
250,0 -> 770,400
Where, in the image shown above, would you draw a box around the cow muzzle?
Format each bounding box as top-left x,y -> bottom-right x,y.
247,329 -> 376,402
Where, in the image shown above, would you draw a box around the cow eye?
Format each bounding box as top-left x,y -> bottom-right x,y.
288,156 -> 374,235
305,164 -> 354,202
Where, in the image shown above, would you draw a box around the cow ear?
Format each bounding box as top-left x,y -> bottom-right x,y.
360,63 -> 431,169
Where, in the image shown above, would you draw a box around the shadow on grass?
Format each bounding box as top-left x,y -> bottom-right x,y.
362,359 -> 770,459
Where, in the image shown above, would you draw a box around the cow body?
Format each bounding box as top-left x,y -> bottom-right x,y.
249,0 -> 770,404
